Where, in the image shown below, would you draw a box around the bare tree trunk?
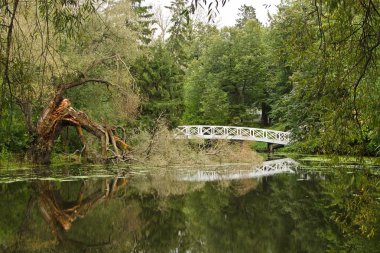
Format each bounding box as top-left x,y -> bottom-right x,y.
30,78 -> 129,164
31,97 -> 66,163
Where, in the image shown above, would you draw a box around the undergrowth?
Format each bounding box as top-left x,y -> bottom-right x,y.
128,125 -> 263,167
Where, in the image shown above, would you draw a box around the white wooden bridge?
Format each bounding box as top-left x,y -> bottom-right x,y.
174,125 -> 291,145
178,158 -> 298,182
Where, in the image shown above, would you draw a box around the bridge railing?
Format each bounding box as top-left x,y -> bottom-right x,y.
174,125 -> 291,145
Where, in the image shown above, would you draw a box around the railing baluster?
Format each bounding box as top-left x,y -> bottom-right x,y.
174,125 -> 291,145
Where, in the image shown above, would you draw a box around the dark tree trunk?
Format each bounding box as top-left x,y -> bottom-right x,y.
260,102 -> 271,126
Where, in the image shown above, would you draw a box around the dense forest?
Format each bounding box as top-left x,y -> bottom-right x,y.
0,0 -> 379,164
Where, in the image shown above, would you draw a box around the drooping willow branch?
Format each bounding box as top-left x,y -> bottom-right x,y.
313,0 -> 380,143
186,0 -> 230,21
0,0 -> 20,120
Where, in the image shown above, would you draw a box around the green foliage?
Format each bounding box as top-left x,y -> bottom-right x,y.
0,106 -> 32,152
0,147 -> 12,164
167,0 -> 193,68
130,0 -> 156,45
1,0 -> 141,155
37,0 -> 97,38
267,0 -> 380,155
1,0 -> 380,158
250,141 -> 267,152
182,17 -> 268,126
200,82 -> 229,125
236,4 -> 259,27
131,43 -> 183,128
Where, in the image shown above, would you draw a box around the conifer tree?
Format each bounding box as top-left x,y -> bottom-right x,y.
130,0 -> 156,45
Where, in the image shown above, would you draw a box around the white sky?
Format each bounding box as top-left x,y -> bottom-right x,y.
145,0 -> 281,27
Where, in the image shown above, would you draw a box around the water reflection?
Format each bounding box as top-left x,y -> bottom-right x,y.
36,177 -> 128,240
0,159 -> 379,253
179,158 -> 298,181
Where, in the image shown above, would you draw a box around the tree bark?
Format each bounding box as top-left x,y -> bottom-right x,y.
30,79 -> 129,164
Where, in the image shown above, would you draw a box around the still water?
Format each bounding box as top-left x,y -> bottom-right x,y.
0,157 -> 379,253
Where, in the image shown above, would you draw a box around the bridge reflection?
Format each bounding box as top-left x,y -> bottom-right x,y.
178,158 -> 299,182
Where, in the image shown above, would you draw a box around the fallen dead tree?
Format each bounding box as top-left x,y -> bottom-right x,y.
21,78 -> 129,164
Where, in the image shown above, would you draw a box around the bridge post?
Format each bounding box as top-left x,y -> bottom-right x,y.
267,143 -> 274,153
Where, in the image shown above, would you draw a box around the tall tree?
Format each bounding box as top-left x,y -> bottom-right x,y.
167,0 -> 193,67
131,43 -> 183,128
130,0 -> 156,45
236,4 -> 259,27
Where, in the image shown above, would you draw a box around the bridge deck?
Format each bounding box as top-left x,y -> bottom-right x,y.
174,125 -> 291,145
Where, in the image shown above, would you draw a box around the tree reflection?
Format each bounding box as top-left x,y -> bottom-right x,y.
0,177 -> 129,252
0,165 -> 379,253
322,168 -> 380,251
35,177 -> 128,243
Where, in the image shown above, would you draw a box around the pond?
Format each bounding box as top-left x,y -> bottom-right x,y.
0,156 -> 379,252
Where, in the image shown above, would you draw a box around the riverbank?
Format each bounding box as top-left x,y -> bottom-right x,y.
0,139 -> 263,169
